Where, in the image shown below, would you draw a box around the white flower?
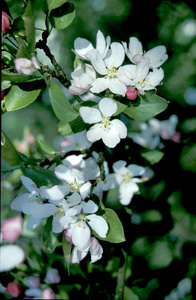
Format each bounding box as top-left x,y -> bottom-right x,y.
60,197 -> 108,251
58,130 -> 92,152
118,58 -> 164,95
14,57 -> 40,75
79,98 -> 127,148
10,176 -> 59,230
122,36 -> 168,68
86,42 -> 127,96
101,160 -> 145,205
73,30 -> 111,60
0,245 -> 25,272
68,64 -> 96,95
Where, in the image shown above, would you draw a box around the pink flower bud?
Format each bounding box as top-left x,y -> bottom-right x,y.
126,87 -> 138,100
172,132 -> 180,143
42,288 -> 55,299
2,215 -> 23,242
14,58 -> 34,75
27,133 -> 35,146
64,228 -> 73,244
2,12 -> 10,32
7,282 -> 22,298
45,268 -> 61,284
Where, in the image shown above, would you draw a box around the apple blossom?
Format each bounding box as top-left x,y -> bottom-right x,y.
122,36 -> 168,68
86,42 -> 127,96
26,276 -> 41,288
59,130 -> 92,152
100,160 -> 146,205
0,245 -> 25,272
42,287 -> 55,299
7,282 -> 22,298
79,97 -> 127,148
68,64 -> 96,95
14,57 -> 40,75
45,268 -> 61,284
1,215 -> 23,242
118,58 -> 164,95
73,30 -> 111,60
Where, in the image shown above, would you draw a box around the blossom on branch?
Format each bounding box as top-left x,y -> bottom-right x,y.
14,57 -> 40,75
79,97 -> 127,148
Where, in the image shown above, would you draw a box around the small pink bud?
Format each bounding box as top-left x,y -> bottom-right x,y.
42,288 -> 55,299
126,87 -> 138,100
7,282 -> 22,298
172,132 -> 180,143
27,133 -> 35,145
2,12 -> 10,32
2,215 -> 23,242
64,228 -> 73,244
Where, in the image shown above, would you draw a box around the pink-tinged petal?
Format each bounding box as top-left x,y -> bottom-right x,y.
98,98 -> 117,117
26,216 -> 42,230
117,66 -> 133,86
105,42 -> 125,68
90,237 -> 103,263
82,200 -> 98,214
110,119 -> 127,138
135,58 -> 150,82
145,46 -> 168,68
70,246 -> 88,263
128,37 -> 143,60
2,215 -> 23,242
72,222 -> 91,251
73,37 -> 94,60
86,49 -> 107,75
87,214 -> 108,238
119,182 -> 139,205
78,73 -> 94,89
86,124 -> 103,143
40,185 -> 69,201
0,245 -> 25,272
127,164 -> 145,176
69,85 -> 88,95
90,78 -> 110,93
20,175 -> 38,192
135,84 -> 145,95
79,106 -> 101,124
108,78 -> 127,96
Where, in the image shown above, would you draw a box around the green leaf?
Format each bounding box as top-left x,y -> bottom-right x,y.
73,100 -> 98,112
113,99 -> 127,116
148,241 -> 174,269
62,234 -> 72,273
1,131 -> 21,166
2,70 -> 37,83
38,139 -> 56,155
123,92 -> 169,121
43,217 -> 62,253
16,38 -> 31,59
99,208 -> 126,243
49,2 -> 75,30
58,116 -> 86,136
48,0 -> 68,10
22,0 -> 35,53
21,165 -> 61,187
49,82 -> 79,121
5,85 -> 41,111
140,150 -> 164,164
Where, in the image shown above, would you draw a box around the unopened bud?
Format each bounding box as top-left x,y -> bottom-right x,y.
2,12 -> 10,32
7,282 -> 22,298
126,87 -> 138,100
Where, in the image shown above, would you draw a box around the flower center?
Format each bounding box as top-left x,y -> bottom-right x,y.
122,172 -> 132,183
106,64 -> 117,79
78,213 -> 87,222
52,207 -> 64,219
29,196 -> 42,204
101,116 -> 111,129
68,179 -> 80,192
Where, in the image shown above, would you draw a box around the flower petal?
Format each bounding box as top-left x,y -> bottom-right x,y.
73,37 -> 94,59
127,164 -> 145,176
119,182 -> 139,205
87,214 -> 108,238
110,119 -> 127,138
145,46 -> 168,68
26,216 -> 42,230
108,78 -> 127,96
86,124 -> 103,143
31,204 -> 56,219
20,175 -> 38,193
90,78 -> 110,94
72,222 -> 91,251
70,246 -> 88,263
0,245 -> 25,272
82,200 -> 98,214
98,98 -> 117,117
86,49 -> 107,75
104,42 -> 125,68
79,106 -> 101,124
40,185 -> 69,201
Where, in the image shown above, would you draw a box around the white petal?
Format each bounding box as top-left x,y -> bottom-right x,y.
79,182 -> 91,199
86,124 -> 103,143
102,126 -> 121,148
40,185 -> 68,201
104,42 -> 125,68
72,222 -> 91,251
87,214 -> 108,238
145,68 -> 164,89
128,37 -> 143,60
26,216 -> 42,230
135,58 -> 149,82
117,65 -> 135,86
85,64 -> 96,80
90,237 -> 103,263
78,73 -> 94,89
71,64 -> 84,80
69,85 -> 88,95
98,98 -> 117,117
79,106 -> 101,124
70,246 -> 88,263
145,46 -> 168,68
119,182 -> 139,205
110,119 -> 127,138
82,200 -> 98,214
32,204 -> 56,218
99,174 -> 118,191
90,78 -> 110,93
10,193 -> 29,211
66,192 -> 81,207
73,37 -> 94,60
65,204 -> 82,217
20,175 -> 38,192
0,245 -> 25,272
96,30 -> 107,57
127,164 -> 145,176
86,49 -> 107,75
113,160 -> 127,172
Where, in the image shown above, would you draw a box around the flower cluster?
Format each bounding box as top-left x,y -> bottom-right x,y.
69,30 -> 168,97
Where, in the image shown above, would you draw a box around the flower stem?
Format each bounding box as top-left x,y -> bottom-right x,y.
115,250 -> 127,300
